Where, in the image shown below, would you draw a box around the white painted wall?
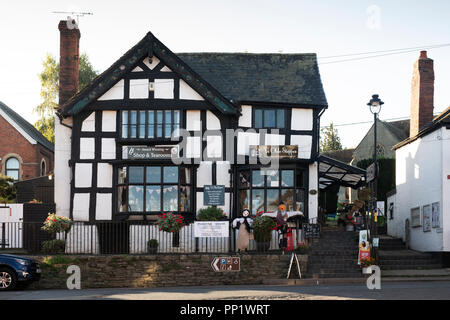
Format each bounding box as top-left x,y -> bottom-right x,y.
129,79 -> 149,99
238,105 -> 252,127
54,116 -> 72,218
65,223 -> 100,254
154,79 -> 174,99
308,162 -> 318,222
101,138 -> 116,160
75,163 -> 92,188
206,111 -> 221,130
197,161 -> 212,187
95,193 -> 112,220
102,111 -> 116,132
291,108 -> 313,131
0,205 -> 23,249
441,127 -> 450,251
98,79 -> 124,100
186,110 -> 201,131
291,135 -> 312,159
180,79 -> 204,101
206,135 -> 222,158
237,131 -> 260,156
142,57 -> 160,70
392,128 -> 444,252
97,163 -> 113,188
81,112 -> 95,132
80,138 -> 95,159
73,193 -> 90,221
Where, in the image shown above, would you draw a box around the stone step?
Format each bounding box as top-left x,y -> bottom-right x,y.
380,264 -> 442,271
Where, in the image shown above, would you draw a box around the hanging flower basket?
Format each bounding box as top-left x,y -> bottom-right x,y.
156,212 -> 185,233
41,213 -> 72,234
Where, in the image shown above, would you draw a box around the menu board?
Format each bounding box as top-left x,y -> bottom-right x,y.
204,185 -> 225,206
303,223 -> 320,239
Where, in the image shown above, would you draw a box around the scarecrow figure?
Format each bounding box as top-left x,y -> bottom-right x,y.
276,202 -> 289,253
232,209 -> 253,253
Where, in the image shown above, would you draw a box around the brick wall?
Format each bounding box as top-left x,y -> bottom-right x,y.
27,254 -> 307,289
0,115 -> 53,181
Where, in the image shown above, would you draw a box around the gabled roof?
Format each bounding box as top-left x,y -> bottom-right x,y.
0,101 -> 54,152
59,33 -> 328,117
393,107 -> 450,150
177,53 -> 328,107
59,33 -> 239,117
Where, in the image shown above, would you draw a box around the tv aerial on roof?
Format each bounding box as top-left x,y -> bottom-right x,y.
52,11 -> 93,25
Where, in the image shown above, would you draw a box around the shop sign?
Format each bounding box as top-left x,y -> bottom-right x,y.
358,230 -> 371,265
249,145 -> 298,159
366,163 -> 376,182
124,146 -> 178,160
204,185 -> 225,206
194,221 -> 229,238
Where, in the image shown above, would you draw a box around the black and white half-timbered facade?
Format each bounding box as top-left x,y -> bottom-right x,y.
54,22 -> 364,252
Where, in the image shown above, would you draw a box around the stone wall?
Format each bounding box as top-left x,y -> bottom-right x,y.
27,254 -> 307,289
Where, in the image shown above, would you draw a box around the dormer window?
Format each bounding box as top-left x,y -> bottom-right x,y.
121,110 -> 180,139
254,108 -> 285,129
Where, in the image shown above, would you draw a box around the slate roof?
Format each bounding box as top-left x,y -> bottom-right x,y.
383,119 -> 410,141
0,101 -> 54,152
59,32 -> 328,117
177,53 -> 328,107
322,148 -> 355,164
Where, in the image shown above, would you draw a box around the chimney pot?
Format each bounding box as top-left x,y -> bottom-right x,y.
419,50 -> 428,59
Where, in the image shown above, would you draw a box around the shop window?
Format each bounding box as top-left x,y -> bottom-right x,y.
117,165 -> 191,214
239,168 -> 306,215
5,157 -> 20,181
121,110 -> 180,139
254,108 -> 285,129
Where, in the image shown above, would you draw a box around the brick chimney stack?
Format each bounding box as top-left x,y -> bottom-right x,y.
409,50 -> 434,138
58,19 -> 80,108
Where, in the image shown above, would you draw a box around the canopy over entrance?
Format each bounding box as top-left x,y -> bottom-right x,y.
318,155 -> 366,190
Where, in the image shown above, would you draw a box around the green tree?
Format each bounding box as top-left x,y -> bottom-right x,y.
0,174 -> 16,203
320,123 -> 343,152
34,53 -> 98,143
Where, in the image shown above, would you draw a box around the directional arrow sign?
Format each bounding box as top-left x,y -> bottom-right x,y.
211,257 -> 240,272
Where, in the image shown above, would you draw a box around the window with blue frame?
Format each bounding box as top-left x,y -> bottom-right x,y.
121,110 -> 180,139
254,108 -> 285,129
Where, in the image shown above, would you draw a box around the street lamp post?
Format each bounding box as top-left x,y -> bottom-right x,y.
367,94 -> 384,260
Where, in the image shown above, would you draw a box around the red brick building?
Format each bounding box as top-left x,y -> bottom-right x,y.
0,101 -> 54,181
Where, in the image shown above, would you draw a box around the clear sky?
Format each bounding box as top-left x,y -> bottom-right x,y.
1,0 -> 449,148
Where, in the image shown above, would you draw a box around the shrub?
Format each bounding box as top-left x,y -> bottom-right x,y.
196,206 -> 227,221
41,239 -> 66,254
147,239 -> 158,248
252,212 -> 277,242
42,213 -> 72,233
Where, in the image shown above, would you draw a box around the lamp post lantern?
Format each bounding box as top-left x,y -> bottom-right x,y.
366,94 -> 384,259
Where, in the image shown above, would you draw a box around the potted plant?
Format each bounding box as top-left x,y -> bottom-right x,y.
343,213 -> 357,231
296,242 -> 309,255
147,239 -> 158,254
196,206 -> 227,221
42,213 -> 73,234
360,257 -> 377,274
252,212 -> 277,252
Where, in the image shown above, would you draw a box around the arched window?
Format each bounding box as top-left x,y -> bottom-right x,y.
5,157 -> 20,181
41,159 -> 47,176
